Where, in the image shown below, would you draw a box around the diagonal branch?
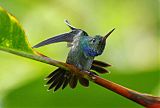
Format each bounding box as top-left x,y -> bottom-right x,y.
92,75 -> 160,108
68,66 -> 160,108
1,47 -> 160,108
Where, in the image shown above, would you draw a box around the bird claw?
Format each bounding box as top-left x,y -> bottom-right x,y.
80,70 -> 98,76
89,71 -> 99,76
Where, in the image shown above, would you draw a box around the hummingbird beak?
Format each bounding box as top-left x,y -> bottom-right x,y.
102,28 -> 115,42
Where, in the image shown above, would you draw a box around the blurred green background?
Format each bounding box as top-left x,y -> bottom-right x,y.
0,0 -> 159,108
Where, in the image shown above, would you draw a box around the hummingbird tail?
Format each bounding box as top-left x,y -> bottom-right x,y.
46,68 -> 89,91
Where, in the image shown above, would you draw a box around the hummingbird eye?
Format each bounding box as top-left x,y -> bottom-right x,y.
91,38 -> 96,43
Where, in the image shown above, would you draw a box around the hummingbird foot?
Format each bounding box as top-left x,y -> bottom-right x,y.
80,70 -> 98,80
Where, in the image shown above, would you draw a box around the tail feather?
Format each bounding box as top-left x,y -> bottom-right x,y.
62,73 -> 71,89
46,68 -> 61,79
46,68 -> 80,91
48,71 -> 65,90
54,73 -> 66,91
46,69 -> 62,85
69,75 -> 78,89
46,61 -> 110,91
79,77 -> 89,87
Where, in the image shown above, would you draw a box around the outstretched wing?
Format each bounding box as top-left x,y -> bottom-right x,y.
33,20 -> 88,48
33,30 -> 79,48
91,60 -> 111,74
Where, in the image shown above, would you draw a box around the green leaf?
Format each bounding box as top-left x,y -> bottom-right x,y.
0,7 -> 33,53
0,6 -> 68,70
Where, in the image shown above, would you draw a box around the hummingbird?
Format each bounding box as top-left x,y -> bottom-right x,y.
33,20 -> 115,91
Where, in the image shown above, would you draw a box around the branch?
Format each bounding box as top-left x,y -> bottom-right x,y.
66,66 -> 160,108
1,47 -> 160,107
92,75 -> 160,108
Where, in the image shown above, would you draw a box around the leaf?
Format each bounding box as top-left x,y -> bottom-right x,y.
0,6 -> 68,70
0,7 -> 33,54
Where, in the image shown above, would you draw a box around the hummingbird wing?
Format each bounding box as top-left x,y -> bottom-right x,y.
93,60 -> 111,67
91,64 -> 109,74
91,60 -> 111,74
33,30 -> 77,48
33,20 -> 88,48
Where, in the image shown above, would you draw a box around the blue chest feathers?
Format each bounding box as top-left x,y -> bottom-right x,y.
79,36 -> 103,57
83,45 -> 99,57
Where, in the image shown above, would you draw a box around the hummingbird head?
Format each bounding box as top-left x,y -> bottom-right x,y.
82,28 -> 115,57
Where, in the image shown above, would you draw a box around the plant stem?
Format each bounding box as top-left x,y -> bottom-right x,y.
92,75 -> 160,108
1,48 -> 160,107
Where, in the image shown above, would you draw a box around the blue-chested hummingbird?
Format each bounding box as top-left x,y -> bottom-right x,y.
33,20 -> 115,91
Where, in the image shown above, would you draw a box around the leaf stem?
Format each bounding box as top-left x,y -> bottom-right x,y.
91,75 -> 160,108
